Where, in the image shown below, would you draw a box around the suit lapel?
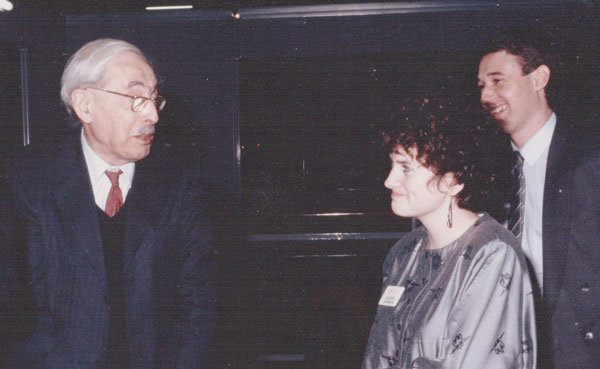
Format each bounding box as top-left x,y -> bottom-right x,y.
51,133 -> 106,284
542,119 -> 572,314
123,153 -> 164,275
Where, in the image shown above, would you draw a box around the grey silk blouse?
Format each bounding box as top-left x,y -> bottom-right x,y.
362,213 -> 536,369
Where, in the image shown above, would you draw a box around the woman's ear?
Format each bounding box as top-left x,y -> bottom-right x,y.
70,88 -> 93,124
439,173 -> 465,196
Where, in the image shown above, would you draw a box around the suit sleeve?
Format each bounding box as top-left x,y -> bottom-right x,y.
165,170 -> 217,369
555,149 -> 600,366
412,241 -> 537,369
2,157 -> 92,369
0,161 -> 51,368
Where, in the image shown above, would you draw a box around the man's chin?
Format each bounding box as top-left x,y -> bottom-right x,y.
128,147 -> 152,163
489,113 -> 510,132
499,120 -> 515,134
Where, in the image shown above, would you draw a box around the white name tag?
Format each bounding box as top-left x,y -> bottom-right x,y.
378,286 -> 405,307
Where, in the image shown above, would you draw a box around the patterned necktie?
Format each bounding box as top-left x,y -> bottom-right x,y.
104,169 -> 123,217
508,151 -> 525,241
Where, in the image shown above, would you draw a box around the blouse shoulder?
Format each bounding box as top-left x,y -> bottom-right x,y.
467,214 -> 521,251
383,226 -> 427,269
387,226 -> 426,255
460,214 -> 528,271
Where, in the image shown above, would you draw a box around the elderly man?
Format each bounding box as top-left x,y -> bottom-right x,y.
478,29 -> 600,368
0,39 -> 216,368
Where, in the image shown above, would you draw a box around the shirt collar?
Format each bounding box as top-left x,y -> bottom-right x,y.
81,129 -> 135,187
512,112 -> 556,166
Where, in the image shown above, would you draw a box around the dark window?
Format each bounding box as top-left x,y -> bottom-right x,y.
240,52 -> 477,234
0,44 -> 23,156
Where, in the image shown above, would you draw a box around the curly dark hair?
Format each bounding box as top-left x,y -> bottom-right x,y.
383,97 -> 510,214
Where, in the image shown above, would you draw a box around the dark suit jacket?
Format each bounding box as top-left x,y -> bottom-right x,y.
0,131 -> 217,369
539,117 -> 600,368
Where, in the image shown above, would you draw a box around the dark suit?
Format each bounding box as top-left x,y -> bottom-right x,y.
537,117 -> 600,368
0,130 -> 217,369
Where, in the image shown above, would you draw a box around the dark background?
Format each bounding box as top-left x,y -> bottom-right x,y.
1,1 -> 599,367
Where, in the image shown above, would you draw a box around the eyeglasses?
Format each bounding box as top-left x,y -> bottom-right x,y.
87,86 -> 166,112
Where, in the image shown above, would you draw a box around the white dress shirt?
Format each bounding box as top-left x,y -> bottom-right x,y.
512,112 -> 556,294
81,130 -> 135,211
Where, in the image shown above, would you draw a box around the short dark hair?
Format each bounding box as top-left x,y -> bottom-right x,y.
480,28 -> 559,106
383,97 -> 508,214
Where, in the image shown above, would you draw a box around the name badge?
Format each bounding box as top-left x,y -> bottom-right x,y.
378,286 -> 405,307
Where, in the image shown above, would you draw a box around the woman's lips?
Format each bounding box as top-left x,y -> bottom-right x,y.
391,191 -> 406,198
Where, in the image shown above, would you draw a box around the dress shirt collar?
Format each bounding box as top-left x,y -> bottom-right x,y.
81,129 -> 135,188
512,112 -> 556,166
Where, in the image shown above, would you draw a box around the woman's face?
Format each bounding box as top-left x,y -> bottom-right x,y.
384,147 -> 448,222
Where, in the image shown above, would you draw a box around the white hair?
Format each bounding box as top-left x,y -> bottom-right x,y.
60,38 -> 148,114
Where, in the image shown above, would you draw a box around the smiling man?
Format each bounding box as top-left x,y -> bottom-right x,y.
478,29 -> 600,368
0,39 -> 216,368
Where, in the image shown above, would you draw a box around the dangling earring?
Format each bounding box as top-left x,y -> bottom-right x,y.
447,197 -> 453,228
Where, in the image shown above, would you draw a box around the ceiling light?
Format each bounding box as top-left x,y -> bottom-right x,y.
146,4 -> 193,11
0,0 -> 13,12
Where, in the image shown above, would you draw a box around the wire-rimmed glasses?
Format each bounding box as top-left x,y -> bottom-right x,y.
87,86 -> 166,112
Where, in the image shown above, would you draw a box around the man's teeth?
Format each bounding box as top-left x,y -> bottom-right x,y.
492,105 -> 506,114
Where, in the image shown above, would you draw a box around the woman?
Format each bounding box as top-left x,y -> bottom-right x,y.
362,98 -> 536,369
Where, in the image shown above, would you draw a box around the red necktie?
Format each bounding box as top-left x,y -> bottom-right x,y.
104,169 -> 123,217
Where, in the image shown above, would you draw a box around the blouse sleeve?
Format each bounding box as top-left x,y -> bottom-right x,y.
412,240 -> 536,369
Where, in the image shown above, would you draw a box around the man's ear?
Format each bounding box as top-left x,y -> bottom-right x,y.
439,172 -> 465,196
70,88 -> 93,124
532,64 -> 551,92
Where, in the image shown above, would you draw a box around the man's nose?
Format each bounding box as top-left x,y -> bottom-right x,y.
141,101 -> 159,125
480,85 -> 494,104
